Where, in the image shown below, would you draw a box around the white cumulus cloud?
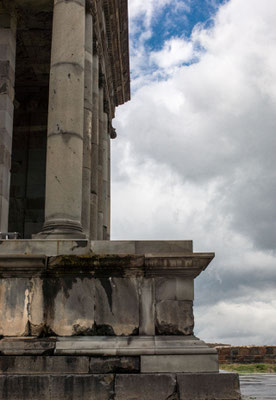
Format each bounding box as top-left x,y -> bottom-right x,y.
112,0 -> 276,345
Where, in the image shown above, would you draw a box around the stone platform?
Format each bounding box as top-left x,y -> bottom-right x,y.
0,372 -> 240,400
0,240 -> 241,399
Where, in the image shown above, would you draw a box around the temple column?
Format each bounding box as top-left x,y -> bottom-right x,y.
102,113 -> 109,240
97,85 -> 104,240
0,5 -> 16,233
107,127 -> 111,240
81,8 -> 93,236
41,0 -> 86,238
90,52 -> 99,240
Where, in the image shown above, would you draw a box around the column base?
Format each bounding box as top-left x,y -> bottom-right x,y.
35,220 -> 86,240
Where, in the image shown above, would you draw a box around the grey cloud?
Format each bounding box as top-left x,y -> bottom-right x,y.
112,0 -> 276,345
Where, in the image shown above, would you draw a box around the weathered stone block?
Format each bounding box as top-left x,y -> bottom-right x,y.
155,277 -> 194,301
0,277 -> 44,337
0,44 -> 15,69
0,338 -> 56,356
0,374 -> 114,400
0,278 -> 29,336
50,374 -> 114,400
91,240 -> 135,255
156,300 -> 194,335
0,110 -> 13,136
0,144 -> 11,168
0,356 -> 90,374
27,278 -> 44,336
89,356 -> 139,373
0,60 -> 15,82
45,277 -> 95,336
136,240 -> 193,254
0,375 -> 51,400
141,354 -> 218,373
0,76 -> 14,99
115,374 -> 177,400
0,94 -> 13,117
91,240 -> 193,255
0,240 -> 89,257
139,278 -> 155,335
94,278 -> 139,335
177,373 -> 241,400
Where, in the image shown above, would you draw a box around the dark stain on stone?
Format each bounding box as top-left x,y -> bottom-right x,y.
99,278 -> 113,311
0,356 -> 15,373
42,278 -> 60,324
156,322 -> 193,336
0,82 -> 7,94
42,277 -> 76,326
37,325 -> 57,338
130,327 -> 139,336
65,357 -> 77,366
25,321 -> 31,336
89,356 -> 140,374
41,347 -> 55,356
74,240 -> 88,248
92,323 -> 115,336
64,375 -> 74,397
126,336 -> 133,345
2,376 -> 8,400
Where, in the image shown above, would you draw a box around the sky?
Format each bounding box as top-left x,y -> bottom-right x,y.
111,0 -> 276,345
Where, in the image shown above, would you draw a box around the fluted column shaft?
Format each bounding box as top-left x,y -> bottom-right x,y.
0,5 -> 16,232
97,86 -> 104,240
90,53 -> 99,240
103,113 -> 109,239
42,0 -> 86,238
107,127 -> 111,240
81,9 -> 93,236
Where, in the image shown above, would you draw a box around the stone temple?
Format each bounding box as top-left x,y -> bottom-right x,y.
0,0 -> 241,399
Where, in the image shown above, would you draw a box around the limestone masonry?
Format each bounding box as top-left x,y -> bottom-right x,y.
0,0 -> 241,399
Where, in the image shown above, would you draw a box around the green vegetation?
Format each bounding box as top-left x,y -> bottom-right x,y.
220,363 -> 276,373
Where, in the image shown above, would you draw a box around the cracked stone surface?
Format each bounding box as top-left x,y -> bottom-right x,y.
94,278 -> 139,336
45,277 -> 95,336
156,300 -> 194,335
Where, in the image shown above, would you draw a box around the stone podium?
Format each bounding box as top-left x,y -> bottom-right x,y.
0,239 -> 241,399
0,0 -> 241,399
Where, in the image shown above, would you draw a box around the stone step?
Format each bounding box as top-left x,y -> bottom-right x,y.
0,373 -> 241,400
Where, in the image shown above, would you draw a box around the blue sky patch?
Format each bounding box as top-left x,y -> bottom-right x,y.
147,0 -> 228,51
